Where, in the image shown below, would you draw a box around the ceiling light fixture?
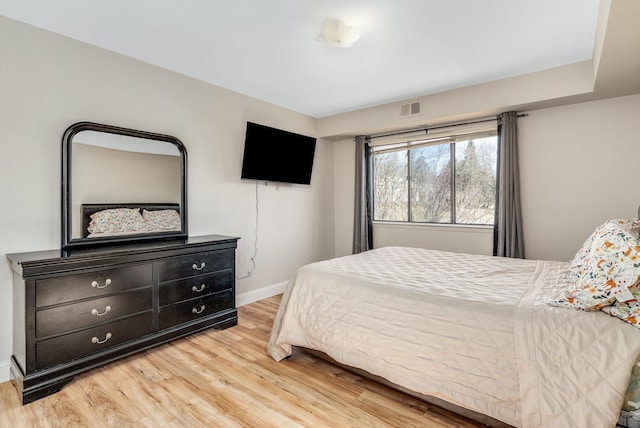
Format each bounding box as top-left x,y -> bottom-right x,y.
318,18 -> 361,48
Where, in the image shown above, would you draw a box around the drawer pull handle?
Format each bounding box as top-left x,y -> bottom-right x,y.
192,262 -> 206,271
192,305 -> 205,314
91,306 -> 112,317
192,284 -> 206,293
91,279 -> 112,289
91,333 -> 112,344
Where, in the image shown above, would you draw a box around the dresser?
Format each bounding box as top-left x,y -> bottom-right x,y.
6,234 -> 239,404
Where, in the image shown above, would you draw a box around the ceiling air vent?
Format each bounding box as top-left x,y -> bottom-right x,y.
400,101 -> 422,117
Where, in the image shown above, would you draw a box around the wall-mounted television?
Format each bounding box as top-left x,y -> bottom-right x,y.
241,122 -> 317,185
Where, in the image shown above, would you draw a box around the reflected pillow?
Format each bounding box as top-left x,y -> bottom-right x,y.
142,209 -> 181,231
552,219 -> 640,310
87,208 -> 146,234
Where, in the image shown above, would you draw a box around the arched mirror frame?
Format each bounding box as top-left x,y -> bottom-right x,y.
62,121 -> 188,249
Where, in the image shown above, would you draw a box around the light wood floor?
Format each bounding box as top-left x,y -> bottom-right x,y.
0,295 -> 485,428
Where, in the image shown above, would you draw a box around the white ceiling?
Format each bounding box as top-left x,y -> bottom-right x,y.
0,0 -> 601,118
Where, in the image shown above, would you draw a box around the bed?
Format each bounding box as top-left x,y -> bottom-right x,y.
268,219 -> 640,428
81,203 -> 182,238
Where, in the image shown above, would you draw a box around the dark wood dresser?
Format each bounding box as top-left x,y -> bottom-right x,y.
6,234 -> 239,404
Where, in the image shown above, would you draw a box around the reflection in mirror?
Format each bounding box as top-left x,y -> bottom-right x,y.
62,122 -> 187,249
71,132 -> 181,238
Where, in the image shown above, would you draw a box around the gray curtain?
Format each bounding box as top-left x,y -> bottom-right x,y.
493,111 -> 524,258
353,135 -> 373,254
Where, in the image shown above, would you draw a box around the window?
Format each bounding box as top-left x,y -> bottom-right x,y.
371,124 -> 498,225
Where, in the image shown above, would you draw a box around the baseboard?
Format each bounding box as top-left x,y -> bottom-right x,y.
236,281 -> 288,307
0,359 -> 10,383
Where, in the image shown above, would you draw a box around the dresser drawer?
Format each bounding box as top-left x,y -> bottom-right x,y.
35,312 -> 153,371
156,249 -> 233,282
36,288 -> 152,339
159,271 -> 233,307
36,264 -> 153,307
159,290 -> 234,330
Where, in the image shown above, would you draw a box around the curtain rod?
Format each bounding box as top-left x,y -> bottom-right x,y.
369,113 -> 528,140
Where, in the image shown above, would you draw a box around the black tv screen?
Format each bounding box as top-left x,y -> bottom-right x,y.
241,122 -> 317,185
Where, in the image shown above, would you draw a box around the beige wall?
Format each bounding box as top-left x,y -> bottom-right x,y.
332,94 -> 640,261
318,61 -> 596,139
0,17 -> 335,380
519,94 -> 640,261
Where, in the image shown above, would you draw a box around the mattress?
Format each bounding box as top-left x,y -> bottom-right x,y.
267,246 -> 640,427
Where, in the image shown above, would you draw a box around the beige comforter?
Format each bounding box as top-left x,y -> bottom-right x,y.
267,246 -> 640,427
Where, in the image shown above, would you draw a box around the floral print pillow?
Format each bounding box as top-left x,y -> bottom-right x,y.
567,228 -> 597,282
87,208 -> 147,234
142,209 -> 181,231
552,219 -> 640,310
601,288 -> 640,329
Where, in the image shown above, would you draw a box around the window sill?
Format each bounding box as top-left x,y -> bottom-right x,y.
372,221 -> 493,234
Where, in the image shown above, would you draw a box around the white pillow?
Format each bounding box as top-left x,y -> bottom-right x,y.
142,209 -> 181,231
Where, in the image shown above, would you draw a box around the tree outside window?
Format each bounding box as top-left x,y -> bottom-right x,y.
372,135 -> 497,225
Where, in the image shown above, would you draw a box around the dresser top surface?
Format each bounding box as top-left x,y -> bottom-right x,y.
6,234 -> 239,274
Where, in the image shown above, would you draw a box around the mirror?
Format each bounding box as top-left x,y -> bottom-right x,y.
62,122 -> 188,249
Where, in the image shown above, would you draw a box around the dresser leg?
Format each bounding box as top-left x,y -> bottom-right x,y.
11,357 -> 74,405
